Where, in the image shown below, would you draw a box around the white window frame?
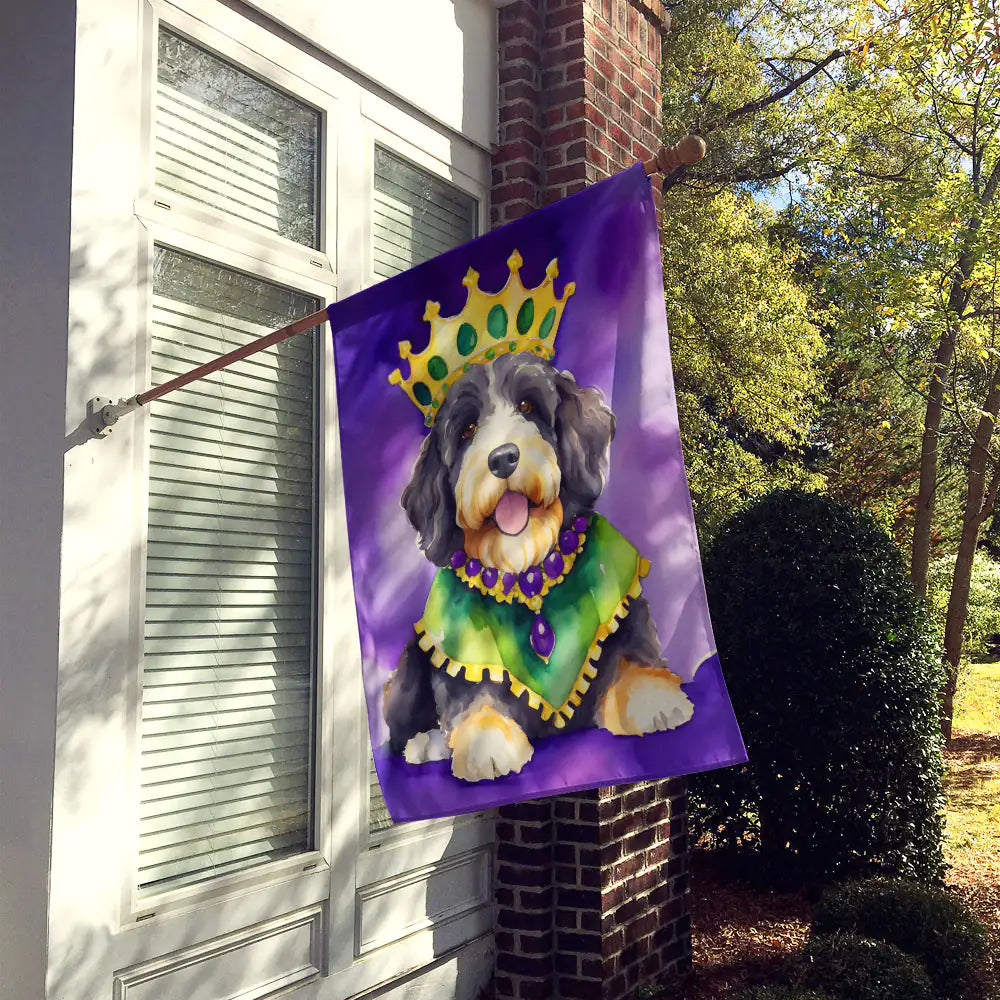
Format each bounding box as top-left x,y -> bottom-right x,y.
123,0 -> 341,926
98,0 -> 497,992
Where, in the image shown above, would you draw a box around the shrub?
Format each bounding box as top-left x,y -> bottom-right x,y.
736,988 -> 833,1000
691,489 -> 946,884
799,933 -> 935,1000
813,877 -> 987,996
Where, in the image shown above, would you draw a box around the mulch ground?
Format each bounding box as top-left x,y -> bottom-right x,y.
658,725 -> 1000,999
656,851 -> 813,999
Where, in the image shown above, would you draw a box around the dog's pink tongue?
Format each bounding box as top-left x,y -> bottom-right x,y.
494,491 -> 530,536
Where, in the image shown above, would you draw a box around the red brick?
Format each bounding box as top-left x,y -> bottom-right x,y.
547,163 -> 588,186
542,67 -> 566,90
498,907 -> 552,932
583,104 -> 607,131
586,147 -> 609,172
519,886 -> 554,909
502,40 -> 541,65
502,120 -> 543,146
609,122 -> 632,149
557,930 -> 602,955
500,63 -> 533,86
548,4 -> 588,28
493,139 -> 540,162
593,51 -> 617,82
500,100 -> 540,124
558,979 -> 604,999
503,80 -> 540,103
501,160 -> 541,184
548,121 -> 587,145
546,80 -> 587,107
496,951 -> 551,977
551,40 -> 586,64
521,931 -> 555,954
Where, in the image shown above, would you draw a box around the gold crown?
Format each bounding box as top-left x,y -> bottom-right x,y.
389,250 -> 575,425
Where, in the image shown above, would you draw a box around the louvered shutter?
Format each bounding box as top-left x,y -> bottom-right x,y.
368,147 -> 478,832
139,247 -> 318,893
155,28 -> 320,248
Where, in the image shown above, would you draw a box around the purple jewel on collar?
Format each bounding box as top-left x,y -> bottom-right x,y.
502,572 -> 517,594
530,613 -> 555,659
543,550 -> 565,579
519,566 -> 543,598
559,529 -> 579,555
481,566 -> 498,588
450,549 -> 466,570
466,558 -> 482,578
572,515 -> 589,533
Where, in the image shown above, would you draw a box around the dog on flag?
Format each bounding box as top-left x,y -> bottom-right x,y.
383,254 -> 694,782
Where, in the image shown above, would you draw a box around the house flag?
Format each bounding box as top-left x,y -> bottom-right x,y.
328,164 -> 746,822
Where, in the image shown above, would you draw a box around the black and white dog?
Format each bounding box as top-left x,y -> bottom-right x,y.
384,352 -> 693,782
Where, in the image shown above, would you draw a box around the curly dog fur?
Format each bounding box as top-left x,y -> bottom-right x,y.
384,353 -> 693,782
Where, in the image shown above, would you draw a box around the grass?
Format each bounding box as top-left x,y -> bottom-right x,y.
943,658 -> 1000,999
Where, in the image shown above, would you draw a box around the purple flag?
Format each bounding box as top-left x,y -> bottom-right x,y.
329,165 -> 745,822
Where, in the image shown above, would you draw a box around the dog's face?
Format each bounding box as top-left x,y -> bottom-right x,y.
401,353 -> 615,573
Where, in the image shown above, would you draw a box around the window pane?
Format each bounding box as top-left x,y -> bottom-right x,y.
156,28 -> 320,248
369,149 -> 478,833
372,146 -> 477,280
139,246 -> 318,893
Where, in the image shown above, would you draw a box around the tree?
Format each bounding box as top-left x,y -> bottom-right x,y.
789,0 -> 1000,736
662,190 -> 826,537
659,0 -> 853,535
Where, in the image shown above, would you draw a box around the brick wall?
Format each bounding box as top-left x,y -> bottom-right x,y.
492,0 -> 668,227
490,6 -> 691,997
494,782 -> 691,1000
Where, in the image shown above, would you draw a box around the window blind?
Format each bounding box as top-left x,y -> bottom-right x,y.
139,247 -> 318,893
369,147 -> 478,833
156,28 -> 320,249
372,146 -> 477,281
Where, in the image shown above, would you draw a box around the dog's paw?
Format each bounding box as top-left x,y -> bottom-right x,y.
403,728 -> 452,764
598,659 -> 694,736
448,704 -> 534,782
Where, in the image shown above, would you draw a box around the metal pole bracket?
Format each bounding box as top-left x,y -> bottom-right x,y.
87,396 -> 140,438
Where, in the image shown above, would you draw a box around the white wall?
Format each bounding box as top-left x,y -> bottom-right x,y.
244,0 -> 500,150
4,2 -> 499,999
0,2 -> 76,998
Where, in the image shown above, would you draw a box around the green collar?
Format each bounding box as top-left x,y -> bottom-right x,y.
415,515 -> 649,728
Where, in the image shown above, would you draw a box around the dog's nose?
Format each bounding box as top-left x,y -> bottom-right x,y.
488,443 -> 520,479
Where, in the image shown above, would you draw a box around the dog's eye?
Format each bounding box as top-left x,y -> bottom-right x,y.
461,422 -> 477,440
518,399 -> 534,415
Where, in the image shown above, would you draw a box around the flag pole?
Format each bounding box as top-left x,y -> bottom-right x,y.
88,134 -> 706,438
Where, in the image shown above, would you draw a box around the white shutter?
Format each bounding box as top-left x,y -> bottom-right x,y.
368,147 -> 478,833
139,247 -> 318,893
155,28 -> 320,249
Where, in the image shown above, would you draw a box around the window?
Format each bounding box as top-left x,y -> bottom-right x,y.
155,27 -> 320,248
368,146 -> 478,833
372,145 -> 477,279
138,28 -> 323,895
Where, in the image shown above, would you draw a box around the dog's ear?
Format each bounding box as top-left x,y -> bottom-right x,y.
401,430 -> 461,566
554,371 -> 616,510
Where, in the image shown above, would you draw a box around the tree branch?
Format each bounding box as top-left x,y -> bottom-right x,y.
702,49 -> 847,135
